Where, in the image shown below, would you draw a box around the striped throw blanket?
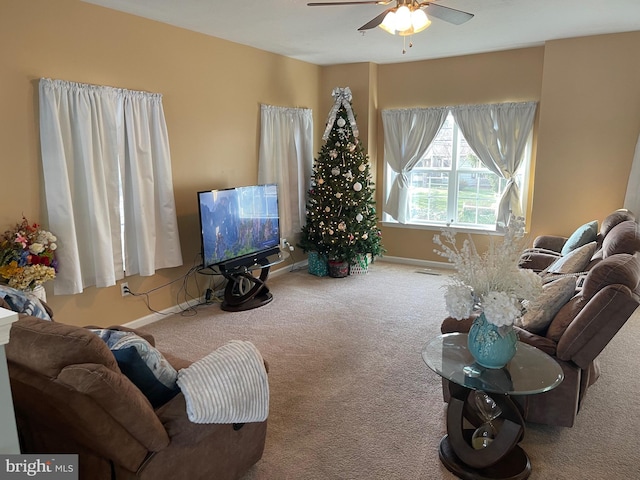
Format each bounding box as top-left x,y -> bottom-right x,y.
177,340 -> 269,424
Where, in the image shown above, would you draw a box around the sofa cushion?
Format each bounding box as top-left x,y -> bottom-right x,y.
545,296 -> 584,342
516,276 -> 576,334
112,346 -> 180,408
601,220 -> 640,258
561,220 -> 598,255
546,253 -> 640,342
513,326 -> 557,356
546,242 -> 597,275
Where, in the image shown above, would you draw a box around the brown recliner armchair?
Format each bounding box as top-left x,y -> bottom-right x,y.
4,309 -> 267,480
442,252 -> 640,427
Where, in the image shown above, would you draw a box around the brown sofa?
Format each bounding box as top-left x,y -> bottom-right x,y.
3,303 -> 267,480
441,213 -> 640,427
519,209 -> 636,272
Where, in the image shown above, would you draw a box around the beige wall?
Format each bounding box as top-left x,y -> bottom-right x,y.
377,47 -> 545,261
3,0 -> 640,326
532,32 -> 640,235
1,0 -> 320,326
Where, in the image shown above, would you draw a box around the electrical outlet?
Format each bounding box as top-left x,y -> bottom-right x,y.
280,238 -> 294,251
120,282 -> 130,297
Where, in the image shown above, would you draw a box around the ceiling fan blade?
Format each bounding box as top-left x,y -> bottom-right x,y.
424,3 -> 474,25
307,1 -> 391,6
358,7 -> 393,31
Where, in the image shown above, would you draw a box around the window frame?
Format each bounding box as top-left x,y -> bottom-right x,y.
383,112 -> 533,233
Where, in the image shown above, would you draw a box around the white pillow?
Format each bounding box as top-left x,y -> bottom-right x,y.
516,276 -> 577,334
546,241 -> 597,275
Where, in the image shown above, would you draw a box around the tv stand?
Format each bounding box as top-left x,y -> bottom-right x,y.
219,261 -> 273,312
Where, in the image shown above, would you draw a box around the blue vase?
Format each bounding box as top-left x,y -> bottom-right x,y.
467,313 -> 518,369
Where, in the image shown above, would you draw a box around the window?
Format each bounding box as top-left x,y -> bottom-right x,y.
384,112 -> 531,230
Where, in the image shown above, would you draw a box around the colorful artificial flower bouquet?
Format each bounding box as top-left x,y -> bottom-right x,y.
0,217 -> 58,290
433,216 -> 543,329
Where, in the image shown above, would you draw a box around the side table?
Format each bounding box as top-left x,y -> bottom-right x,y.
422,333 -> 563,480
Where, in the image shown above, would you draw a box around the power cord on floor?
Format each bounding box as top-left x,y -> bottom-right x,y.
122,253 -> 225,317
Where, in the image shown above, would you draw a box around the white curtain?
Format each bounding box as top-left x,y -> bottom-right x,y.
451,102 -> 537,228
258,104 -> 313,241
122,91 -> 182,276
624,131 -> 640,216
382,107 -> 449,223
39,78 -> 183,295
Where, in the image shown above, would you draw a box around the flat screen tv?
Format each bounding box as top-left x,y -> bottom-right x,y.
197,183 -> 281,271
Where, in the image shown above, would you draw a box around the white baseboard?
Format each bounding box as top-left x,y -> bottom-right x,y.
123,299 -> 201,330
123,259 -> 310,329
377,255 -> 453,271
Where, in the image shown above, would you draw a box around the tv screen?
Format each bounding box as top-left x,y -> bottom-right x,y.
198,184 -> 280,270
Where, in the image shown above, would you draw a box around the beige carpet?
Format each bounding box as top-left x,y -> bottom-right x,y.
141,261 -> 640,479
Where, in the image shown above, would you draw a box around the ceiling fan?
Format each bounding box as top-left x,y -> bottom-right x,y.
307,1 -> 474,36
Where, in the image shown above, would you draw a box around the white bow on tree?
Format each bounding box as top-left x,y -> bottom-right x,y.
322,87 -> 359,140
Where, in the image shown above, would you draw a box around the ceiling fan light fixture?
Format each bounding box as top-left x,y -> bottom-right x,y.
378,4 -> 431,36
379,11 -> 397,35
411,9 -> 430,33
394,5 -> 412,31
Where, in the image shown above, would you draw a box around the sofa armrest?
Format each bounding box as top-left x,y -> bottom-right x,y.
532,235 -> 568,252
556,285 -> 639,369
440,316 -> 475,334
162,352 -> 192,371
519,250 -> 561,271
441,317 -> 558,356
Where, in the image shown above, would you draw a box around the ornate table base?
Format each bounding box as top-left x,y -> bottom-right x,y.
439,434 -> 530,480
442,383 -> 531,480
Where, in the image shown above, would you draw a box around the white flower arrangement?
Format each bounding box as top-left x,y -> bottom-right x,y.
434,216 -> 543,328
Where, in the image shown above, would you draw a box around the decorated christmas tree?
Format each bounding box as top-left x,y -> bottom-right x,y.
299,87 -> 384,272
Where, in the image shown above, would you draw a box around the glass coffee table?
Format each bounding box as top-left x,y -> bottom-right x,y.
422,333 -> 563,480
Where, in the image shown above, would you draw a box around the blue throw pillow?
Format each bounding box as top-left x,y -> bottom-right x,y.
561,220 -> 598,255
112,346 -> 179,408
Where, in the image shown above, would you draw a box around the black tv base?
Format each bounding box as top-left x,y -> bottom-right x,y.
220,264 -> 273,312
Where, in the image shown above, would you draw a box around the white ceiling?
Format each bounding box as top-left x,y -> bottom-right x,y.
82,0 -> 640,65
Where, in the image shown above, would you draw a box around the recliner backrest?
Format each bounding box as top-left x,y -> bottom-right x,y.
599,209 -> 635,239
600,220 -> 640,259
